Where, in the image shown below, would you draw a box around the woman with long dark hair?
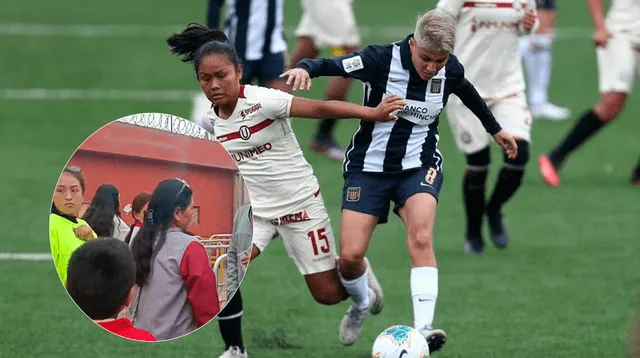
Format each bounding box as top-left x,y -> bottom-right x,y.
129,178 -> 220,340
50,166 -> 97,284
82,184 -> 129,241
124,192 -> 151,246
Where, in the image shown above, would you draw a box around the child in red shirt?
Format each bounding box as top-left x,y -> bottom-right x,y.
66,238 -> 156,342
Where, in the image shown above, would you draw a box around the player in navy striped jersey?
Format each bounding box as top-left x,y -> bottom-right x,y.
282,9 -> 518,353
191,0 -> 290,134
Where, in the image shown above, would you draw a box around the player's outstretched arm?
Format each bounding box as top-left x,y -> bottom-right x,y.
289,95 -> 405,123
280,46 -> 380,91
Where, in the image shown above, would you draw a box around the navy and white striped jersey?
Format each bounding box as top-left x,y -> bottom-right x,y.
296,34 -> 502,174
208,0 -> 287,61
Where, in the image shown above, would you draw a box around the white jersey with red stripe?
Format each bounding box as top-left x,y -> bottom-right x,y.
436,0 -> 537,99
208,85 -> 321,220
606,0 -> 640,45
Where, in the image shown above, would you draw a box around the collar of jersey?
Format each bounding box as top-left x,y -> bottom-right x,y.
400,34 -> 415,71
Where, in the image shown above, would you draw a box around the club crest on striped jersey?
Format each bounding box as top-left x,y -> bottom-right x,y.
240,102 -> 262,119
430,78 -> 442,93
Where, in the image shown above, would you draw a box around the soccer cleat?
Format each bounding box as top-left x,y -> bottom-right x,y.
339,300 -> 371,346
309,139 -> 345,162
531,102 -> 571,121
538,154 -> 561,187
419,328 -> 447,354
218,346 -> 248,358
486,212 -> 509,249
464,236 -> 485,255
364,257 -> 384,315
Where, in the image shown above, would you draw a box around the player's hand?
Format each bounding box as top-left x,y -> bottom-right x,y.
521,10 -> 537,32
593,27 -> 612,48
73,225 -> 95,241
492,130 -> 518,160
240,251 -> 250,271
366,95 -> 406,122
280,68 -> 312,91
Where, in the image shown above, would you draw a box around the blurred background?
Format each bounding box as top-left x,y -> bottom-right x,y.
0,0 -> 638,357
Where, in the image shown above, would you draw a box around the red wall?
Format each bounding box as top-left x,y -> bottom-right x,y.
67,122 -> 238,237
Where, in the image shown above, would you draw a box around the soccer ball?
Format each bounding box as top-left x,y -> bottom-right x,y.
371,325 -> 429,358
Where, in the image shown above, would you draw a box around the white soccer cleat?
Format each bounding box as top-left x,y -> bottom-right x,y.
218,346 -> 248,358
531,102 -> 571,121
364,257 -> 384,315
339,300 -> 371,346
418,327 -> 448,354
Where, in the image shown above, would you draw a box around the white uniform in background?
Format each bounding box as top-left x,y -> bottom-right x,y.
437,0 -> 538,154
295,0 -> 360,48
597,0 -> 640,94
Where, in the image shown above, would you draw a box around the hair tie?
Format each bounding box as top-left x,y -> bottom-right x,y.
146,210 -> 154,225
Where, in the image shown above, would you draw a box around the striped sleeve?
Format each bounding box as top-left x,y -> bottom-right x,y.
179,241 -> 221,327
295,45 -> 383,82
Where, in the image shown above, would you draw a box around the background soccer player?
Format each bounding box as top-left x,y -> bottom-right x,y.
519,0 -> 571,120
290,0 -> 361,161
538,0 -> 640,187
283,9 -> 518,353
191,0 -> 290,133
168,24 -> 405,346
436,0 -> 539,253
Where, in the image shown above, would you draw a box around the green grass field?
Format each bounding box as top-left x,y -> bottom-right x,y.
1,0 -> 639,357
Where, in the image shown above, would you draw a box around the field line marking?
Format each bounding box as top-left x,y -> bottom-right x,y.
0,252 -> 52,261
0,23 -> 591,40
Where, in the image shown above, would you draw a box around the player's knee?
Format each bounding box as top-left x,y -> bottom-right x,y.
596,95 -> 627,122
465,146 -> 491,171
407,227 -> 434,253
503,140 -> 530,168
338,253 -> 365,277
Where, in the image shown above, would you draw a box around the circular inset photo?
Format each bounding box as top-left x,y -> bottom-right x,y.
48,113 -> 253,342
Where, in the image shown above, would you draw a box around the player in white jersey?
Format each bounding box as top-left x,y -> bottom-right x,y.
519,0 -> 571,120
539,0 -> 640,188
167,23 -> 406,343
291,0 -> 361,161
436,0 -> 539,254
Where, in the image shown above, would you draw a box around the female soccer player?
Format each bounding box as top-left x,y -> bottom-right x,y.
167,23 -> 404,346
435,0 -> 538,253
281,9 -> 518,353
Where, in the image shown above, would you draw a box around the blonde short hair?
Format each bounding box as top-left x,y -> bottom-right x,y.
413,9 -> 456,53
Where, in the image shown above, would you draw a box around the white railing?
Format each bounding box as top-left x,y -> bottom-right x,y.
198,234 -> 232,307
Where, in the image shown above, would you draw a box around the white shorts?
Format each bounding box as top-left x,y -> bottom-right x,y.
446,91 -> 532,154
596,34 -> 640,94
295,0 -> 360,48
252,194 -> 337,276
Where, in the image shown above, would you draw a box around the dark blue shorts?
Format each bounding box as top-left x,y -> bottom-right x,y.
342,166 -> 444,224
535,0 -> 556,10
240,52 -> 286,85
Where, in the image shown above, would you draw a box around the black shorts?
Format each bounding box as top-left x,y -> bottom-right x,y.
536,0 -> 556,10
240,52 -> 286,85
342,166 -> 444,224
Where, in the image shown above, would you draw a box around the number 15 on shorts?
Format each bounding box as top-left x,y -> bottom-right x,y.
308,228 -> 330,256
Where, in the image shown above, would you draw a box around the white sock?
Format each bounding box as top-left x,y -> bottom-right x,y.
411,266 -> 438,331
527,34 -> 554,107
340,268 -> 370,310
520,35 -> 538,106
191,92 -> 215,133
